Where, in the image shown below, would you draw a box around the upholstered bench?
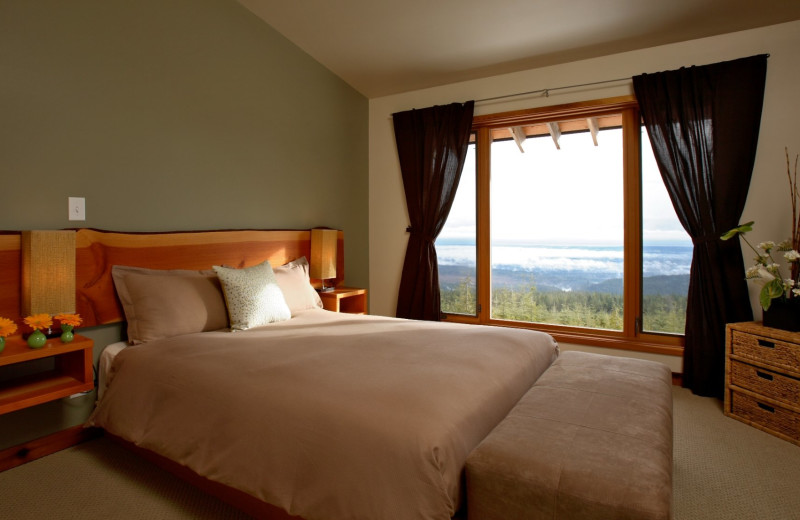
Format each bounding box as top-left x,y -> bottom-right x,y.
466,350 -> 673,520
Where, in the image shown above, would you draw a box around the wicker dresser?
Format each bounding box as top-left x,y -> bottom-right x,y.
725,322 -> 800,446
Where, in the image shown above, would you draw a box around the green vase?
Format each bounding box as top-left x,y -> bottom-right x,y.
60,325 -> 74,343
27,329 -> 47,349
0,336 -> 5,354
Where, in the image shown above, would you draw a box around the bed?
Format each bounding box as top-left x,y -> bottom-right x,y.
77,229 -> 559,520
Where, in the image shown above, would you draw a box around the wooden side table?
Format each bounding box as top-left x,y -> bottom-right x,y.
318,287 -> 367,314
724,321 -> 800,446
0,334 -> 94,415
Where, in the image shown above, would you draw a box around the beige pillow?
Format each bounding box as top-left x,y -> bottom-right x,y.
274,257 -> 323,315
112,265 -> 229,345
213,261 -> 291,330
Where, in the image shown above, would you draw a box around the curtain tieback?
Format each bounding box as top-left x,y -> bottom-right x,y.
405,227 -> 435,243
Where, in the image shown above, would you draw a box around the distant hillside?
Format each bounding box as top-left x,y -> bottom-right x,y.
439,265 -> 689,296
585,274 -> 690,295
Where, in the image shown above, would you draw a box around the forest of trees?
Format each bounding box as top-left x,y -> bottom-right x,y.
441,276 -> 687,334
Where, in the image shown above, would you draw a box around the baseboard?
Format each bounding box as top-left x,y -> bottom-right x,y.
0,425 -> 102,473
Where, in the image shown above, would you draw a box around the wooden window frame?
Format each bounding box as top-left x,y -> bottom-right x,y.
441,96 -> 684,358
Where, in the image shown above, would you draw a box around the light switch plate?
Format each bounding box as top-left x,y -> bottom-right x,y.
68,197 -> 85,221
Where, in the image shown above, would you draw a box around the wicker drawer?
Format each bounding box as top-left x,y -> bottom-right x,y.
730,330 -> 800,370
729,359 -> 800,406
730,390 -> 800,443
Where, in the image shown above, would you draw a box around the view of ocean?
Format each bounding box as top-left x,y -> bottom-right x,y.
436,242 -> 693,294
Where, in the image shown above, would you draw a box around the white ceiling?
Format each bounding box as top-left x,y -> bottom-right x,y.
238,0 -> 800,98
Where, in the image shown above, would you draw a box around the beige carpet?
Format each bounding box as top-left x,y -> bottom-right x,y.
672,386 -> 800,520
0,435 -> 251,519
1,387 -> 799,519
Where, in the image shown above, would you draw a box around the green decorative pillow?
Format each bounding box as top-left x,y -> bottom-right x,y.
213,261 -> 292,330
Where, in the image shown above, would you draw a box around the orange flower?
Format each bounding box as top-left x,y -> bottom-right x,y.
55,313 -> 82,327
24,313 -> 53,331
0,317 -> 17,338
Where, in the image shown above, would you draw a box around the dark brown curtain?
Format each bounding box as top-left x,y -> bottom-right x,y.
633,54 -> 767,398
393,101 -> 474,320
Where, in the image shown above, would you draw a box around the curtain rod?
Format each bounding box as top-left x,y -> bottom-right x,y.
473,54 -> 769,104
387,76 -> 631,119
475,76 -> 631,104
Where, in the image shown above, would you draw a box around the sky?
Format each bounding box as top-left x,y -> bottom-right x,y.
440,127 -> 692,247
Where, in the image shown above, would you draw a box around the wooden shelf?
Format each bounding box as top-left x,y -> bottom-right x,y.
0,334 -> 94,415
318,287 -> 367,314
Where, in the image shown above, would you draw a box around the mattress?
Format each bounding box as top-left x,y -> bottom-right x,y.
88,309 -> 558,520
97,341 -> 127,401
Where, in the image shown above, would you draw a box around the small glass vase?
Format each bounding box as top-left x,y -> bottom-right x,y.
27,329 -> 47,349
60,325 -> 74,343
0,336 -> 5,354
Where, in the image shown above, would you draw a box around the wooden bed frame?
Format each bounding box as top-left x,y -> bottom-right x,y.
1,228 -> 345,519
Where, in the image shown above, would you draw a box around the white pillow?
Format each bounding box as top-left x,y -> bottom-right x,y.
274,257 -> 323,315
213,261 -> 291,330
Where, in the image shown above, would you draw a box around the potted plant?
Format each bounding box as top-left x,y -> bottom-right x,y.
23,313 -> 52,348
722,148 -> 800,331
0,317 -> 17,353
54,313 -> 82,343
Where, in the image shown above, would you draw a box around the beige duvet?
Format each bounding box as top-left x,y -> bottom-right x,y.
88,310 -> 558,520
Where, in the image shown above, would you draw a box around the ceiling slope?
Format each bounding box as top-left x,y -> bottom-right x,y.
238,0 -> 800,98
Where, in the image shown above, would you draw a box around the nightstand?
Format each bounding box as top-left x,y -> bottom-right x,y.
318,287 -> 367,314
0,334 -> 94,415
724,322 -> 800,446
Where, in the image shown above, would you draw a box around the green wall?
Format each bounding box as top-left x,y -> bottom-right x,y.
0,0 -> 368,449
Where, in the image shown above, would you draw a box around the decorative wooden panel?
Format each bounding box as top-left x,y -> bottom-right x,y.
0,229 -> 344,328
0,232 -> 22,325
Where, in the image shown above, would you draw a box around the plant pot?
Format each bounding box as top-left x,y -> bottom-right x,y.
763,298 -> 800,332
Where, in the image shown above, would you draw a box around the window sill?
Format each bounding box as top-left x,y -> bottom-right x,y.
441,314 -> 684,357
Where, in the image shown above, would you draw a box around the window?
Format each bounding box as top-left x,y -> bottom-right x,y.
437,97 -> 690,355
437,138 -> 477,315
640,129 -> 692,335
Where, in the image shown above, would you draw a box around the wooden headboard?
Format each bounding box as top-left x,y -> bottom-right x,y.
0,232 -> 22,326
0,228 -> 344,328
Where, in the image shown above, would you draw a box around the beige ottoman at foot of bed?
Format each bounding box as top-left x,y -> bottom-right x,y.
466,350 -> 673,520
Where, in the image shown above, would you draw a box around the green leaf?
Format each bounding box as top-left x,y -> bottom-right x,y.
760,287 -> 773,310
760,279 -> 785,310
766,279 -> 785,298
721,221 -> 754,240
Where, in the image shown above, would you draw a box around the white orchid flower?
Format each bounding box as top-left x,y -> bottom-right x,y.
756,266 -> 776,283
745,265 -> 762,278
